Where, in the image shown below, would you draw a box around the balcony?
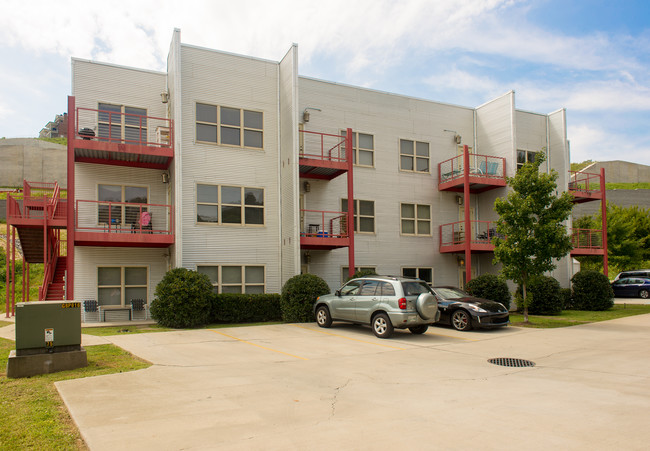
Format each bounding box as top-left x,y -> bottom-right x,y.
71,106 -> 173,170
570,228 -> 605,256
6,181 -> 67,228
438,154 -> 506,193
569,171 -> 603,203
439,220 -> 502,253
74,200 -> 174,247
299,129 -> 350,180
300,209 -> 350,250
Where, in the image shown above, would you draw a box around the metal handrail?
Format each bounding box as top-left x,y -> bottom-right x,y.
75,199 -> 174,234
299,129 -> 347,162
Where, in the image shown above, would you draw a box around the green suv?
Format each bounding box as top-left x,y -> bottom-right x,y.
313,275 -> 440,338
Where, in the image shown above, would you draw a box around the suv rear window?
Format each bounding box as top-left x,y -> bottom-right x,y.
401,281 -> 432,296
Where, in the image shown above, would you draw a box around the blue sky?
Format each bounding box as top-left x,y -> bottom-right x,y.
1,0 -> 649,165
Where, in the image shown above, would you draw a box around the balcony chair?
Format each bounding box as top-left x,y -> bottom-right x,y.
130,299 -> 148,320
82,300 -> 101,323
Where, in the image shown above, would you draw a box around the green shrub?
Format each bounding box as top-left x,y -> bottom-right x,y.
560,287 -> 574,309
571,270 -> 614,311
466,274 -> 511,308
150,268 -> 212,328
281,274 -> 330,322
346,269 -> 377,282
212,293 -> 281,323
517,275 -> 563,315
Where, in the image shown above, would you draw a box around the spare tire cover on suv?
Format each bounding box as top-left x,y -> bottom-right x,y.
416,293 -> 437,320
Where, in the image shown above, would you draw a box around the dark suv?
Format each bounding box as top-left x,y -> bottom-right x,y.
313,275 -> 440,338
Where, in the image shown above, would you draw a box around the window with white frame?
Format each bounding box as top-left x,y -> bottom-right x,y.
402,267 -> 433,285
341,130 -> 374,167
97,266 -> 148,307
341,199 -> 375,233
342,266 -> 377,284
517,150 -> 537,171
98,184 -> 148,225
197,265 -> 265,294
196,103 -> 263,148
400,139 -> 430,173
98,103 -> 147,143
196,184 -> 264,225
401,203 -> 431,236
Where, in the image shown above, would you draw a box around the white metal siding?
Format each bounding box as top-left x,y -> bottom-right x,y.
476,92 -> 516,175
178,45 -> 282,293
74,247 -> 169,303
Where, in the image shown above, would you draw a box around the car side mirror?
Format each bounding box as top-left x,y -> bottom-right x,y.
335,290 -> 341,297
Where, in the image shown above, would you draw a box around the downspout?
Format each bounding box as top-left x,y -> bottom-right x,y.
66,96 -> 75,300
463,145 -> 471,284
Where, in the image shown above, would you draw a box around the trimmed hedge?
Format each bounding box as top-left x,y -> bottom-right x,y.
211,293 -> 282,323
150,268 -> 212,328
466,274 -> 511,308
571,270 -> 614,311
281,274 -> 331,322
517,275 -> 563,315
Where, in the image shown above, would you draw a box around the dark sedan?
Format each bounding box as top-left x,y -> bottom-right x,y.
431,286 -> 509,331
611,278 -> 650,299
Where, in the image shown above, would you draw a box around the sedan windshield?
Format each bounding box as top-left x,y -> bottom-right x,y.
433,287 -> 468,299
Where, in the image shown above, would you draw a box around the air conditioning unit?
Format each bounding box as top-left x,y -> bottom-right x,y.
156,126 -> 170,145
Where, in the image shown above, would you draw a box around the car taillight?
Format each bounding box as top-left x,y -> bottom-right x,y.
398,298 -> 407,309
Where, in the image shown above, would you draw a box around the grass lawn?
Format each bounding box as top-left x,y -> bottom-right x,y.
0,339 -> 150,450
510,304 -> 650,328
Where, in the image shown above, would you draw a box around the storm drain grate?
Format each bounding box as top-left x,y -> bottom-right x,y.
488,357 -> 536,368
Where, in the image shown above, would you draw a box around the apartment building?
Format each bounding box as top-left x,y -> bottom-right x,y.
5,29 -> 608,318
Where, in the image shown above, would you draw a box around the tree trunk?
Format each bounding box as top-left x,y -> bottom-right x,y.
522,280 -> 529,323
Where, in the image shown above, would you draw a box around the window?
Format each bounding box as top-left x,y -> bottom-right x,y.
517,150 -> 537,171
359,280 -> 380,296
197,184 -> 264,225
98,103 -> 147,143
196,103 -> 263,149
197,265 -> 265,294
402,267 -> 433,285
98,184 -> 148,225
400,139 -> 430,173
98,266 -> 148,307
341,266 -> 377,284
401,203 -> 431,236
341,199 -> 375,233
341,130 -> 374,167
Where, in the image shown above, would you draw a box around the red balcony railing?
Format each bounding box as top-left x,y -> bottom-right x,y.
299,130 -> 347,163
572,228 -> 603,249
439,154 -> 506,184
301,210 -> 348,238
568,171 -> 602,194
75,200 -> 173,236
6,181 -> 67,223
75,107 -> 173,149
440,220 -> 503,247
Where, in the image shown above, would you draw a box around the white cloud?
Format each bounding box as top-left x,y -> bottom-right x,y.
569,124 -> 650,166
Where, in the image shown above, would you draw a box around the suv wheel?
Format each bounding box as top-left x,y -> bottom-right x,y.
372,313 -> 394,338
409,325 -> 428,335
315,305 -> 332,328
451,310 -> 472,331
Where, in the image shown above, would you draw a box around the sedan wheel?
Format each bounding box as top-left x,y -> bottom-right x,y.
451,310 -> 472,331
640,289 -> 649,299
372,313 -> 394,338
315,306 -> 332,328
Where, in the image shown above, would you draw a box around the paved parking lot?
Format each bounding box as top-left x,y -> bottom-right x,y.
54,316 -> 650,451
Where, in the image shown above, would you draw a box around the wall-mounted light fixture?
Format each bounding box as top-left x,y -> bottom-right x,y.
161,92 -> 169,103
302,107 -> 322,123
457,255 -> 465,266
303,181 -> 311,192
162,172 -> 169,184
444,129 -> 461,144
304,251 -> 311,264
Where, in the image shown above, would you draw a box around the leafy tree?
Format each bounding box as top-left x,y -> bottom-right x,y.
493,151 -> 574,322
574,203 -> 650,273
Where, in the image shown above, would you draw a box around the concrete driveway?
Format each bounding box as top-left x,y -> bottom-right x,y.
56,316 -> 650,451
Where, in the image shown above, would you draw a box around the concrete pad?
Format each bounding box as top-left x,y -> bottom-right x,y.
56,317 -> 650,450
